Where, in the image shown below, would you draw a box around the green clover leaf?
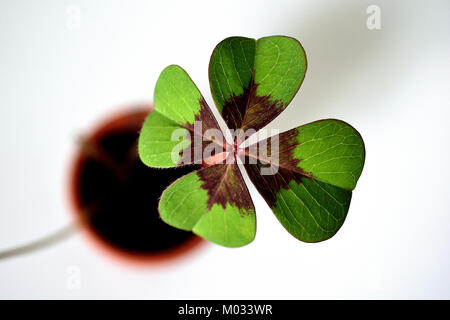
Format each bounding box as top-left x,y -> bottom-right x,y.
138,36 -> 365,247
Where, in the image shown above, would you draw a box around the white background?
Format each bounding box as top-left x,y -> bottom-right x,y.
0,0 -> 449,299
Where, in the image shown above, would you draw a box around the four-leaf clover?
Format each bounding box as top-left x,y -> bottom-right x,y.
138,36 -> 365,247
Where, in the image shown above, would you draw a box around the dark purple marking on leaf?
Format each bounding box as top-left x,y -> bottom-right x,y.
243,128 -> 312,206
221,76 -> 284,133
244,164 -> 306,206
197,163 -> 254,212
178,98 -> 227,166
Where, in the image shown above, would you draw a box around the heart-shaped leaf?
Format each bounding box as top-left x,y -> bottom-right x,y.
209,36 -> 307,132
243,119 -> 365,242
139,65 -> 225,168
158,163 -> 256,247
